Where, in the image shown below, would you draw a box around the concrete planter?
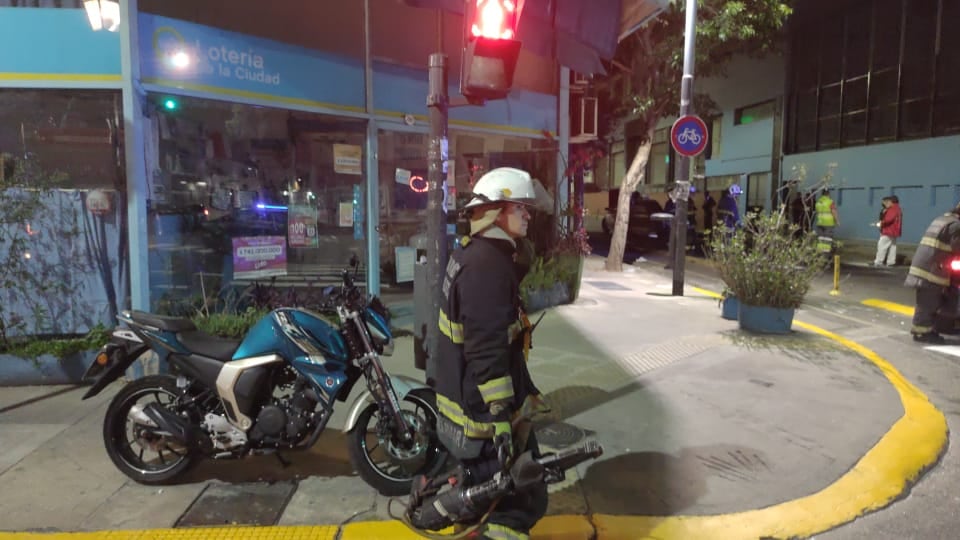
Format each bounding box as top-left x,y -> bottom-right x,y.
525,282 -> 571,313
0,350 -> 97,386
738,304 -> 796,334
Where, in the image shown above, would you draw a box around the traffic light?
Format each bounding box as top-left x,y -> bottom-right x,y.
461,0 -> 523,101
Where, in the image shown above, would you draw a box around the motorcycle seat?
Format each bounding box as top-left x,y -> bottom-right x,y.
176,330 -> 242,362
127,310 -> 197,332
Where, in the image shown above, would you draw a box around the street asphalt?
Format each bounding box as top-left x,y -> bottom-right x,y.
0,255 -> 948,540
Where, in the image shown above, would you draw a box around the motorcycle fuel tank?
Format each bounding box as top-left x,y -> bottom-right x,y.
233,308 -> 348,362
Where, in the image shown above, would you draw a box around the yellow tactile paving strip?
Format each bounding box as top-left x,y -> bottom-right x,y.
0,288 -> 947,540
0,526 -> 337,540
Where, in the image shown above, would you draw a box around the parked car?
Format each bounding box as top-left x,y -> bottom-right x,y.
600,190 -> 670,250
601,190 -> 699,252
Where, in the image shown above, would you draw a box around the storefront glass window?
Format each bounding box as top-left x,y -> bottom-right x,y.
146,94 -> 366,314
376,129 -> 554,286
0,89 -> 125,336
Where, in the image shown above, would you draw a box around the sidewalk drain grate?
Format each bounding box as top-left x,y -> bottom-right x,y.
585,280 -> 631,291
620,336 -> 724,377
175,481 -> 297,527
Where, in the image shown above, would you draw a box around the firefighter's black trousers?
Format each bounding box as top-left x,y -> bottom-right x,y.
913,281 -> 958,334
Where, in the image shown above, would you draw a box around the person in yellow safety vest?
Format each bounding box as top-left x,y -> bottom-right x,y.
905,203 -> 960,344
815,190 -> 840,254
433,167 -> 549,540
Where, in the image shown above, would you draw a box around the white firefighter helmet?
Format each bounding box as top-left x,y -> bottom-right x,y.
465,167 -> 537,209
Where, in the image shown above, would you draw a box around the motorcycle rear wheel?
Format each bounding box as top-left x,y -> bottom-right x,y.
103,375 -> 198,485
347,388 -> 449,496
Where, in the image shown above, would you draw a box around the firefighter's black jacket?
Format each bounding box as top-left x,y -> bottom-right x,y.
433,234 -> 539,459
906,212 -> 960,288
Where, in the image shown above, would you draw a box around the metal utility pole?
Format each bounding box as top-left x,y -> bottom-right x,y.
424,12 -> 449,382
670,0 -> 698,296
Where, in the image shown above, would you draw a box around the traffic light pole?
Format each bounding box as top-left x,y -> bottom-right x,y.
671,0 -> 698,296
424,51 -> 449,382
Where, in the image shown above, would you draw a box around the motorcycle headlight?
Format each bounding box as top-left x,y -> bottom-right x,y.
365,303 -> 394,356
368,323 -> 394,356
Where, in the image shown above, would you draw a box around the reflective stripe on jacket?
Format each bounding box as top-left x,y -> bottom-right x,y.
906,212 -> 960,287
815,196 -> 836,227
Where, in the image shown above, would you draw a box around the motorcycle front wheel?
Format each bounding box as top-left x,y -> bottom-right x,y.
102,375 -> 198,485
347,388 -> 449,496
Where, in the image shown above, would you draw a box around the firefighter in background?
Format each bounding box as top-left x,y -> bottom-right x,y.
433,167 -> 549,539
815,189 -> 840,254
905,203 -> 960,344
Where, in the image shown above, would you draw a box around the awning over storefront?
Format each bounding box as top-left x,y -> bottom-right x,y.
402,0 -> 670,75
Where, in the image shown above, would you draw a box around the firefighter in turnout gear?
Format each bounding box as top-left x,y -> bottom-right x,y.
433,167 -> 549,539
905,203 -> 960,344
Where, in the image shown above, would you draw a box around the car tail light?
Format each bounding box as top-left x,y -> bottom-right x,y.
950,258 -> 960,273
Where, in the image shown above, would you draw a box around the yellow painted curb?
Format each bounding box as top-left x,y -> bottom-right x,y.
605,287 -> 950,540
862,298 -> 915,317
339,515 -> 593,539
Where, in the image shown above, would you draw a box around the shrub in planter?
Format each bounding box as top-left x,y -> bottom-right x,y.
191,308 -> 273,339
706,210 -> 828,333
0,325 -> 111,385
520,256 -> 575,312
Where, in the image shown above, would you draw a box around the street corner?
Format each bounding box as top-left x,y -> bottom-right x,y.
586,288 -> 948,540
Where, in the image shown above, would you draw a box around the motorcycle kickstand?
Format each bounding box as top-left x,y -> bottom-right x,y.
275,452 -> 292,468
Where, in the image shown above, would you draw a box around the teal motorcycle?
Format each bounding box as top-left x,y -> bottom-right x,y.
82,257 -> 446,495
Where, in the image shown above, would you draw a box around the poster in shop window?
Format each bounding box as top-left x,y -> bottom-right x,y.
287,205 -> 318,248
232,236 -> 287,280
333,144 -> 362,175
338,201 -> 354,227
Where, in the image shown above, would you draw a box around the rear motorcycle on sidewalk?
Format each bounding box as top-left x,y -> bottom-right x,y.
81,256 -> 447,495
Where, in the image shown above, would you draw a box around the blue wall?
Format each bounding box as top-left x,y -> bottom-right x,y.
140,14 -> 366,112
0,9 -> 556,135
372,62 -> 556,135
705,117 -> 773,178
0,8 -> 120,80
783,135 -> 960,243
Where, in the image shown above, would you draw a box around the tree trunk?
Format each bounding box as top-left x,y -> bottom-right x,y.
605,129 -> 654,272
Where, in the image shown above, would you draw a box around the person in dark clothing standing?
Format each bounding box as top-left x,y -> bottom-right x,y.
432,167 -> 549,539
905,203 -> 960,344
702,191 -> 716,234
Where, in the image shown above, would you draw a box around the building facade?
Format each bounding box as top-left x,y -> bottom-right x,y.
589,0 -> 960,250
0,1 -> 566,334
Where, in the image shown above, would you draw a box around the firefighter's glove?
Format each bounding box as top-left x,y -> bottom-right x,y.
493,421 -> 513,468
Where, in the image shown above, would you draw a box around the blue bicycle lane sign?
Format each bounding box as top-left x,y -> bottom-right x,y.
670,115 -> 709,157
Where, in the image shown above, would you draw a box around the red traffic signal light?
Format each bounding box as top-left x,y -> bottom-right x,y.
461,0 -> 523,101
471,0 -> 518,39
